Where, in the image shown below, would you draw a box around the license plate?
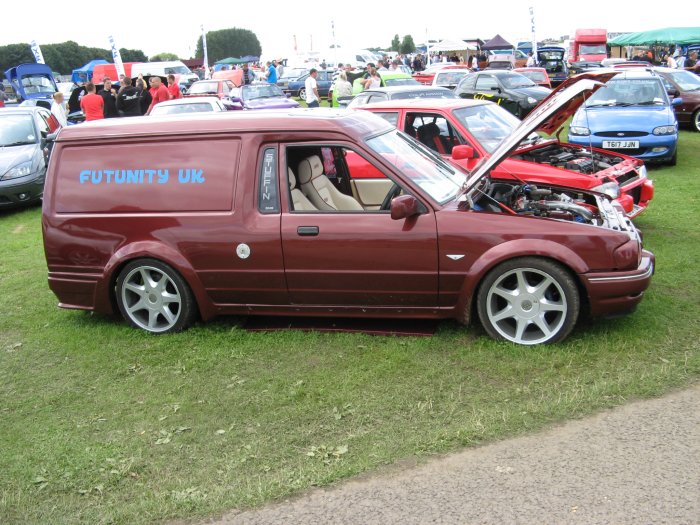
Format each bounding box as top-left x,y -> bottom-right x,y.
602,140 -> 639,149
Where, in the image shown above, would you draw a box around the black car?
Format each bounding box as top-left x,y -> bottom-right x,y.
0,106 -> 59,209
454,70 -> 551,118
345,86 -> 458,108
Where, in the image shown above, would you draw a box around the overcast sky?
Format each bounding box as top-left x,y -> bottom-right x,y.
2,1 -> 687,62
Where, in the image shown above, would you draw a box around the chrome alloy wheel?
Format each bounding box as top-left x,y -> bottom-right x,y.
120,265 -> 183,333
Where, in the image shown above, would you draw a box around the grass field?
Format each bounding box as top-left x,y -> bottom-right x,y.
1,131 -> 699,524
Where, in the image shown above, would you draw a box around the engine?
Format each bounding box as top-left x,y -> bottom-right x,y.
512,144 -> 623,175
475,182 -> 604,225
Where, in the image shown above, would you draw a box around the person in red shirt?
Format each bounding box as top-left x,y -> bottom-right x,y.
80,83 -> 105,121
167,74 -> 183,100
146,76 -> 170,115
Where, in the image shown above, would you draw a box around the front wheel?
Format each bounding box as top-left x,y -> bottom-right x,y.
692,109 -> 700,132
115,259 -> 197,334
477,257 -> 579,345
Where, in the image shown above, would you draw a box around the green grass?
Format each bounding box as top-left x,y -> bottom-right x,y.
1,132 -> 699,524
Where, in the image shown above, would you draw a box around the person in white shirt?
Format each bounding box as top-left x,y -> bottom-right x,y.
51,92 -> 68,127
304,68 -> 320,107
470,54 -> 479,71
526,52 -> 536,67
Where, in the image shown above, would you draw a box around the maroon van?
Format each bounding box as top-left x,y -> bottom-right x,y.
42,76 -> 654,345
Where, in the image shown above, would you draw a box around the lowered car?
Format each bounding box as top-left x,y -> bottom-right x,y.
286,69 -> 334,99
454,70 -> 551,118
228,83 -> 300,110
655,66 -> 700,131
0,106 -> 59,208
568,69 -> 680,165
356,91 -> 653,218
43,75 -> 654,344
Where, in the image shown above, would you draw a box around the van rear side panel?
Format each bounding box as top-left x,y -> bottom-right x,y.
53,138 -> 239,213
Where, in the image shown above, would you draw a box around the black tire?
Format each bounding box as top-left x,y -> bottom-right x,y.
667,149 -> 677,166
692,109 -> 700,133
115,258 -> 197,334
476,257 -> 580,345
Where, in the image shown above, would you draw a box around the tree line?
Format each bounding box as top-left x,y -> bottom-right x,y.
0,41 -> 147,75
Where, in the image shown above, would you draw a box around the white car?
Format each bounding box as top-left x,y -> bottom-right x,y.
431,69 -> 470,89
149,97 -> 229,116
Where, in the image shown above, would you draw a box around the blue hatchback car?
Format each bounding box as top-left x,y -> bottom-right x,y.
568,70 -> 680,165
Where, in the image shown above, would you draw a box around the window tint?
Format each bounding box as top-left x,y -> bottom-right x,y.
475,75 -> 498,90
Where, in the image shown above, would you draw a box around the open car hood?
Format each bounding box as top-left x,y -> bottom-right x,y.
462,71 -> 620,194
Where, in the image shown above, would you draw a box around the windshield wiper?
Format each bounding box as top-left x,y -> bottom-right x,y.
2,141 -> 34,146
635,100 -> 664,105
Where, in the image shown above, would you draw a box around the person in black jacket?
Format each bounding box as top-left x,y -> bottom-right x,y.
135,77 -> 151,115
98,78 -> 119,118
116,77 -> 142,117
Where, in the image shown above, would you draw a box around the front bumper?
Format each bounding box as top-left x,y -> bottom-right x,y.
581,250 -> 655,317
0,172 -> 45,207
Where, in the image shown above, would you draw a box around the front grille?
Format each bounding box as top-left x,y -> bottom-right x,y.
605,147 -> 646,155
596,131 -> 648,137
617,172 -> 640,185
624,184 -> 642,204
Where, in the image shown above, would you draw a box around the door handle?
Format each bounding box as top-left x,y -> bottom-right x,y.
297,226 -> 319,236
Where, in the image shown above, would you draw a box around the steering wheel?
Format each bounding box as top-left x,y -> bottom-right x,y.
380,183 -> 402,211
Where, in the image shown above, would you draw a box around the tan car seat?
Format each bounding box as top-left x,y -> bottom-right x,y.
288,168 -> 317,211
298,155 -> 363,211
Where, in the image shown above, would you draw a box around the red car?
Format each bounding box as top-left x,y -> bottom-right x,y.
356,85 -> 653,218
185,79 -> 237,100
513,67 -> 552,89
42,73 -> 654,345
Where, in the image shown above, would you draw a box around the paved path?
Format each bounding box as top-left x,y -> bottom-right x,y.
206,384 -> 700,525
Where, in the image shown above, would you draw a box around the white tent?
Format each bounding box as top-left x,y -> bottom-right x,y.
430,39 -> 477,52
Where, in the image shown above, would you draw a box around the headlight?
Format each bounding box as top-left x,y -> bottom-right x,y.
2,161 -> 33,181
527,96 -> 537,104
569,126 -> 590,136
593,181 -> 621,199
652,125 -> 677,135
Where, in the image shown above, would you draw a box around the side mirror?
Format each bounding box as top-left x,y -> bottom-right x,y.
229,96 -> 242,104
390,194 -> 420,220
490,86 -> 501,93
451,145 -> 476,160
671,97 -> 683,106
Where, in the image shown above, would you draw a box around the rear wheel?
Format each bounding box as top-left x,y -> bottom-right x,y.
115,259 -> 196,334
298,88 -> 306,100
477,257 -> 579,345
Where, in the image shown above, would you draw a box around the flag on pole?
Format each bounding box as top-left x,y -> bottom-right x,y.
29,40 -> 45,64
529,7 -> 537,56
108,35 -> 126,80
202,25 -> 210,79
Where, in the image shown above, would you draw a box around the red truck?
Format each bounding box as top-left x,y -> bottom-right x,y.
569,29 -> 608,64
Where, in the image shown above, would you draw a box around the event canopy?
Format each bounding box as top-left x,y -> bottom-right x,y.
609,27 -> 700,46
481,34 -> 514,51
430,39 -> 477,52
70,59 -> 109,83
215,57 -> 247,65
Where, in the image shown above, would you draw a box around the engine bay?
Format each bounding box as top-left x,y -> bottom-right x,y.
512,144 -> 625,175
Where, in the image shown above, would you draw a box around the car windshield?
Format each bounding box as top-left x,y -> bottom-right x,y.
165,66 -> 191,75
383,77 -> 420,86
665,70 -> 700,91
20,75 -> 55,94
188,81 -> 219,95
580,44 -> 606,55
241,84 -> 284,100
452,103 -> 522,153
519,70 -> 547,83
435,72 -> 468,85
585,78 -> 666,107
151,103 -> 216,115
366,129 -> 466,204
0,114 -> 37,146
499,73 -> 536,89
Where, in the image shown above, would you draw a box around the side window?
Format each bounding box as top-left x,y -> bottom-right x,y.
406,113 -> 466,155
223,82 -> 232,94
258,148 -> 280,214
366,93 -> 388,104
36,112 -> 51,134
286,145 -> 399,213
371,111 -> 400,127
475,75 -> 498,90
